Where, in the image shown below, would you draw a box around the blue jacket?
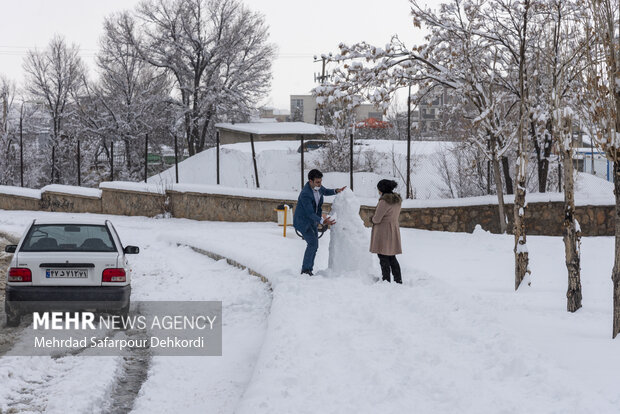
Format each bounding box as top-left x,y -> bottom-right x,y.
293,182 -> 336,231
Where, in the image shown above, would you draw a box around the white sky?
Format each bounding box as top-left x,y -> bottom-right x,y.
0,0 -> 443,110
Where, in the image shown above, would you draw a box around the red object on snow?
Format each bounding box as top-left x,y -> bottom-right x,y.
355,118 -> 392,129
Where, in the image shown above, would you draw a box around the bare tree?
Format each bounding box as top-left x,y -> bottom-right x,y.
23,35 -> 85,184
73,14 -> 173,183
315,0 -> 521,233
0,76 -> 18,185
585,0 -> 620,337
508,0 -> 533,290
117,0 -> 275,155
540,0 -> 589,312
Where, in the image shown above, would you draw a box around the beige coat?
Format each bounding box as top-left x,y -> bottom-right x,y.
369,193 -> 402,255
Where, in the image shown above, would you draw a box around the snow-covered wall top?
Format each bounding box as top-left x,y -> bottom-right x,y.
167,183 -> 612,207
215,122 -> 325,135
393,192 -> 613,209
99,181 -> 166,194
0,185 -> 41,199
41,184 -> 102,198
0,183 -> 613,209
169,183 -> 300,201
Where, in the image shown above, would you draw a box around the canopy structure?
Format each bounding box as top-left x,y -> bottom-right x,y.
215,122 -> 325,144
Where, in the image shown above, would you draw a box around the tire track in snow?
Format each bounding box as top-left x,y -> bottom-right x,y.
0,224 -> 273,413
0,232 -> 23,358
125,243 -> 273,414
100,314 -> 151,414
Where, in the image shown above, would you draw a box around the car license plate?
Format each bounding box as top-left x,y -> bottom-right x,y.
46,269 -> 88,278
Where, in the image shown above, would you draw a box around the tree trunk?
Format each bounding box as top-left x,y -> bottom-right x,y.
125,139 -> 131,171
530,119 -> 552,193
563,147 -> 582,312
613,160 -> 620,337
491,139 -> 507,234
502,156 -> 513,194
514,3 -> 531,291
514,150 -> 529,290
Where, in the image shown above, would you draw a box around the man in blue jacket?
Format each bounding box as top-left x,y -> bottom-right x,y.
294,169 -> 345,275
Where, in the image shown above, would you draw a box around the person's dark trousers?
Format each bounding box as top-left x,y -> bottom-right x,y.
301,225 -> 319,273
378,254 -> 402,284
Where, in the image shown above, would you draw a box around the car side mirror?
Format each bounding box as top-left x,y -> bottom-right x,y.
124,246 -> 139,254
4,245 -> 16,253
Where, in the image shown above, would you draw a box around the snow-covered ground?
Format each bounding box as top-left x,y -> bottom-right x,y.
0,207 -> 619,413
0,211 -> 271,413
147,139 -> 614,205
147,139 -> 455,199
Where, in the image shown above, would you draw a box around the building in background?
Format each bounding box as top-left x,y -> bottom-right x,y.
411,89 -> 449,137
290,95 -> 384,124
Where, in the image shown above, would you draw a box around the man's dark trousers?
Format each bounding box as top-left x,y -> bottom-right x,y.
301,225 -> 319,272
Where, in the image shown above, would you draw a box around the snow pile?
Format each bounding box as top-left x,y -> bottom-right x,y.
326,189 -> 373,278
472,224 -> 491,235
575,172 -> 614,204
147,139 -> 457,199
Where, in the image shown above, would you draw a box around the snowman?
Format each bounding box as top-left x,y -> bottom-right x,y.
326,188 -> 373,277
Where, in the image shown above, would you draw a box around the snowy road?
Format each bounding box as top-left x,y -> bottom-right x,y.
0,212 -> 271,413
1,210 -> 620,413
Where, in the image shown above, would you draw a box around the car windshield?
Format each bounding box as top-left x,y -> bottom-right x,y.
20,224 -> 117,252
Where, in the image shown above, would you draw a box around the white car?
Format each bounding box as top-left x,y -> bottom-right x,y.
3,218 -> 138,326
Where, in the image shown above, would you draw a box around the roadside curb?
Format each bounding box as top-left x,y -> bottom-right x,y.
178,244 -> 271,286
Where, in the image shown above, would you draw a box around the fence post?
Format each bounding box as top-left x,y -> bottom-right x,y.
250,133 -> 260,188
300,134 -> 305,190
77,139 -> 81,186
51,146 -> 55,184
110,141 -> 114,181
406,85 -> 412,199
174,134 -> 179,184
349,133 -> 354,191
216,130 -> 220,185
19,116 -> 23,187
144,133 -> 148,183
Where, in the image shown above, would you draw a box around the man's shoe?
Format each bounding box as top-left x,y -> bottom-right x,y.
301,270 -> 314,276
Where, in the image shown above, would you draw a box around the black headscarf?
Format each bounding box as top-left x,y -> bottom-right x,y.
377,179 -> 398,194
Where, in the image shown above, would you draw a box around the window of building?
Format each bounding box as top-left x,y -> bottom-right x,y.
291,99 -> 304,121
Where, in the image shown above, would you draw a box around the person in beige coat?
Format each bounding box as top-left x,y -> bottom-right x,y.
370,179 -> 402,283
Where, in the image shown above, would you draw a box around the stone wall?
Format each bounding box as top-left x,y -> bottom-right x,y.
100,188 -> 166,217
0,194 -> 39,212
358,202 -> 613,236
168,190 -> 289,222
0,185 -> 615,236
41,192 -> 102,214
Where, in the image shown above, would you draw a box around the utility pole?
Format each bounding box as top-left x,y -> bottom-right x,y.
313,54 -> 331,124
